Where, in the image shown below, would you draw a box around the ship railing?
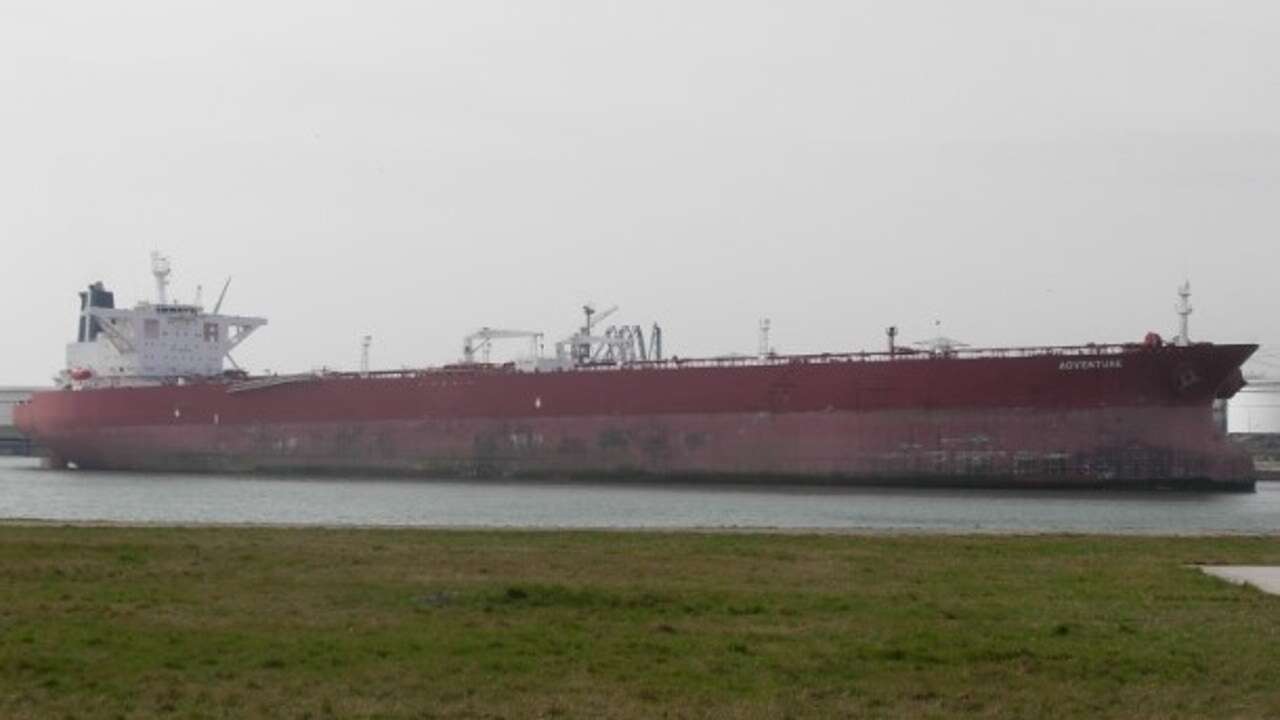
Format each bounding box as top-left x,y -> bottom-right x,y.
255,343 -> 1140,379
60,343 -> 1148,386
227,373 -> 321,393
608,343 -> 1136,371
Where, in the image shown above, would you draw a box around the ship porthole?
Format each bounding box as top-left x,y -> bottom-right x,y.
535,397 -> 543,409
173,408 -> 181,419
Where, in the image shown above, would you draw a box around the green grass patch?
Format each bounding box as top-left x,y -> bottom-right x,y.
0,526 -> 1277,718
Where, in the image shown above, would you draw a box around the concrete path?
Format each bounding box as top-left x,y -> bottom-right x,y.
1200,566 -> 1280,595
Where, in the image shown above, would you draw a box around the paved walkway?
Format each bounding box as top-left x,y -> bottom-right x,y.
1200,566 -> 1280,595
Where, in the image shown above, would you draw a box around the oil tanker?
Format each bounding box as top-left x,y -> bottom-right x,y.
14,256 -> 1259,490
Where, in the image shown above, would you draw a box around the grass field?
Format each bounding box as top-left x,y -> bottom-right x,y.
0,526 -> 1277,719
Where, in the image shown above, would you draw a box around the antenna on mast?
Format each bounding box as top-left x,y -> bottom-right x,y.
1174,280 -> 1193,347
150,251 -> 172,304
213,278 -> 232,314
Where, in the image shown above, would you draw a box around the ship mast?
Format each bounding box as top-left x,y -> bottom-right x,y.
1174,281 -> 1193,347
758,318 -> 772,359
151,251 -> 172,305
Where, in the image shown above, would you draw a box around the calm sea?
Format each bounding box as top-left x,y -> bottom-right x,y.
0,456 -> 1276,534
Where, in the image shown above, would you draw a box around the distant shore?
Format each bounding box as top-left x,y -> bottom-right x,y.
1,525 -> 1277,718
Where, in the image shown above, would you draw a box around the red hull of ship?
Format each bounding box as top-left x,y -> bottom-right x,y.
14,343 -> 1259,489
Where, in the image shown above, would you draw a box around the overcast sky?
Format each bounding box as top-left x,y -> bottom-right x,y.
2,0 -> 1278,385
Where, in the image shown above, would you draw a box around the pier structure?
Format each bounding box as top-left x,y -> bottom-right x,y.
0,387 -> 40,455
1227,349 -> 1280,479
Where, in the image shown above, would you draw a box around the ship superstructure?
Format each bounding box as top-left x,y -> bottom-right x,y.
15,256 -> 1260,490
64,253 -> 265,388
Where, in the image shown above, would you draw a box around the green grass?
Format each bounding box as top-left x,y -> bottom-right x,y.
0,526 -> 1277,718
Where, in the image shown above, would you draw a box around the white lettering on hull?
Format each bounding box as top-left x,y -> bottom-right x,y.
1058,359 -> 1123,371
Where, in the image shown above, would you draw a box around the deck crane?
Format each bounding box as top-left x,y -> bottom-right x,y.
560,304 -> 615,364
581,304 -> 618,334
554,305 -> 662,366
460,304 -> 662,370
462,328 -> 543,364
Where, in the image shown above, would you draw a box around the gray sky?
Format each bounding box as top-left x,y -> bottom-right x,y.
3,0 -> 1278,385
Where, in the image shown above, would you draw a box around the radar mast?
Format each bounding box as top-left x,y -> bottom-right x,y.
151,251 -> 172,305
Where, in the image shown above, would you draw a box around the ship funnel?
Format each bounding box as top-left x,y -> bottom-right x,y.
77,282 -> 115,342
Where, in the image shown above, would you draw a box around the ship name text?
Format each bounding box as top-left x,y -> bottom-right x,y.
1058,359 -> 1124,371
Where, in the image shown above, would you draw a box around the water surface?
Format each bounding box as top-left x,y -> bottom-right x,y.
0,456 -> 1276,534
